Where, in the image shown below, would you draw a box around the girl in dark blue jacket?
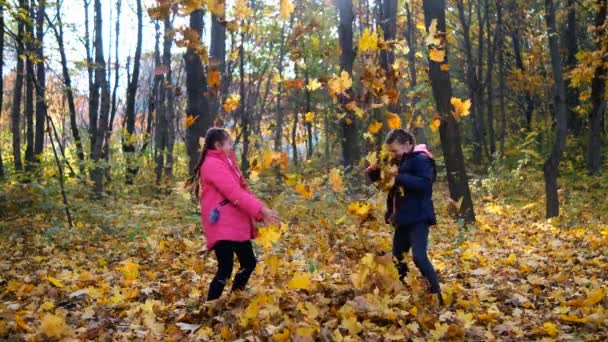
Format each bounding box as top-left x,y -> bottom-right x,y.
367,129 -> 443,305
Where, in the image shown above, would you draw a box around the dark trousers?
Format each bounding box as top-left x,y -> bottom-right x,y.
392,222 -> 441,294
207,240 -> 257,300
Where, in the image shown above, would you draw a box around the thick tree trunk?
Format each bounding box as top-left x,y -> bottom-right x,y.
563,0 -> 581,134
84,0 -> 99,154
238,29 -> 251,173
48,2 -> 85,175
423,0 -> 475,222
381,0 -> 398,119
337,0 -> 360,169
12,1 -> 25,172
543,0 -> 569,218
123,0 -> 142,184
90,0 -> 111,196
497,0 -> 507,158
34,0 -> 46,162
163,17 -> 175,179
184,9 -> 209,173
587,0 -> 607,174
209,11 -> 226,127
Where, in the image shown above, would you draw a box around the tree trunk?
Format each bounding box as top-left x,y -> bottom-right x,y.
84,0 -> 99,154
422,0 -> 475,222
12,1 -> 25,172
123,0 -> 142,184
48,1 -> 85,175
509,2 -> 534,129
90,0 -> 111,196
209,10 -> 226,127
456,0 -> 484,164
184,9 -> 209,173
587,0 -> 607,174
497,0 -> 507,158
274,21 -> 288,152
337,0 -> 360,169
34,0 -> 46,162
142,21 -> 161,156
305,65 -> 313,159
381,0 -> 398,119
24,0 -> 35,171
563,0 -> 581,134
543,0 -> 569,218
163,17 -> 175,179
405,3 -> 426,144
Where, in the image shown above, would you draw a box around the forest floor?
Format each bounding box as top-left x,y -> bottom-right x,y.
0,167 -> 607,341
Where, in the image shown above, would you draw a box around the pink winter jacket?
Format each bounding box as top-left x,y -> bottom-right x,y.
199,150 -> 263,250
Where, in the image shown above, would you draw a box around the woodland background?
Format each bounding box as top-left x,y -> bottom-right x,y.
0,0 -> 607,340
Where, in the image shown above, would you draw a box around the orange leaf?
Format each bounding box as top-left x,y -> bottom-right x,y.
208,70 -> 221,88
429,48 -> 445,63
386,112 -> 401,129
185,115 -> 198,127
283,78 -> 304,89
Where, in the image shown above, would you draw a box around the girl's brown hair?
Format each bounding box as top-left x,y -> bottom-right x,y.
385,128 -> 416,146
185,127 -> 230,199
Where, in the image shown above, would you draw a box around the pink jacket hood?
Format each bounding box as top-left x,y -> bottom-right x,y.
199,150 -> 263,250
413,144 -> 433,159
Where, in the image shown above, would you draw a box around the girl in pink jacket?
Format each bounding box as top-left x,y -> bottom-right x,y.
189,128 -> 280,300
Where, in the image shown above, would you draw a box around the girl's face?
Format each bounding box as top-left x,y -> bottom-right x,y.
215,137 -> 234,155
387,141 -> 413,160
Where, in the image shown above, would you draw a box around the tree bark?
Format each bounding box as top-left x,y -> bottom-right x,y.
563,0 -> 581,134
123,0 -> 142,184
509,2 -> 534,129
34,0 -> 46,162
162,17 -> 175,179
24,0 -> 35,171
0,3 -> 4,179
587,0 -> 607,174
405,2 -> 426,144
209,10 -> 226,127
274,21 -> 287,152
497,0 -> 507,158
90,0 -> 111,196
184,9 -> 209,173
543,0 -> 569,218
84,0 -> 99,154
422,0 -> 475,222
11,1 -> 25,172
337,0 -> 360,170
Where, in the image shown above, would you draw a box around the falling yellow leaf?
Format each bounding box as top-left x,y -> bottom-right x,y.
358,28 -> 378,52
440,63 -> 450,71
450,97 -> 472,119
429,48 -> 446,63
208,70 -> 221,88
223,94 -> 240,113
279,0 -> 294,19
47,276 -> 64,288
368,121 -> 383,134
386,112 -> 401,129
327,71 -> 352,96
425,19 -> 442,46
329,168 -> 344,193
304,112 -> 315,122
185,115 -> 198,127
39,313 -> 72,339
306,78 -> 321,91
295,182 -> 313,199
345,101 -> 365,118
287,272 -> 311,290
206,0 -> 225,17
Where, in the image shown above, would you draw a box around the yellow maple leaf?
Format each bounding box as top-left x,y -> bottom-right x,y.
47,276 -> 63,288
450,97 -> 472,119
560,314 -> 588,323
257,225 -> 281,250
119,259 -> 140,281
295,182 -> 313,199
429,48 -> 445,63
329,168 -> 344,193
430,322 -> 449,340
272,328 -> 291,341
306,78 -> 321,91
358,28 -> 378,52
206,0 -> 225,17
386,112 -> 401,129
347,201 -> 372,220
180,0 -> 204,15
39,313 -> 72,339
279,0 -> 294,19
366,151 -> 378,165
287,272 -> 311,290
184,115 -> 198,127
223,94 -> 240,113
583,288 -> 604,306
425,19 -> 442,46
304,112 -> 315,122
327,71 -> 352,96
430,117 -> 441,132
368,121 -> 383,134
541,322 -> 559,337
341,316 -> 362,335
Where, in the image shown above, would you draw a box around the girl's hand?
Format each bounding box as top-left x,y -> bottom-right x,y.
261,206 -> 281,225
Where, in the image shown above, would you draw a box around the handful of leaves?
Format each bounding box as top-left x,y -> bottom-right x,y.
366,148 -> 399,192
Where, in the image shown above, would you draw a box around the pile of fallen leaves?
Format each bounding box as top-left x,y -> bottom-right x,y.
1,168 -> 607,341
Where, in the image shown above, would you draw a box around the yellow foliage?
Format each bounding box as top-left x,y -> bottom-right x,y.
450,97 -> 472,119
287,272 -> 311,290
368,121 -> 383,134
39,313 -> 72,338
279,0 -> 294,19
327,71 -> 352,96
206,0 -> 225,17
386,112 -> 401,129
329,168 -> 344,193
359,28 -> 379,52
223,94 -> 240,113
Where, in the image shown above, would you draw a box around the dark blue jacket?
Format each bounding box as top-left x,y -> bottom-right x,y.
368,152 -> 437,227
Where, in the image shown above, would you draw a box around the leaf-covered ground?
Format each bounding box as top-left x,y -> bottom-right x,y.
1,170 -> 607,341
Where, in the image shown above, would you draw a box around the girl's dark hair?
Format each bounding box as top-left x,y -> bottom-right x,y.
185,127 -> 230,199
385,128 -> 416,146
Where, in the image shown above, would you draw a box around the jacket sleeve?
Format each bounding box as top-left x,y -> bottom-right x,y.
203,159 -> 264,219
395,156 -> 433,193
